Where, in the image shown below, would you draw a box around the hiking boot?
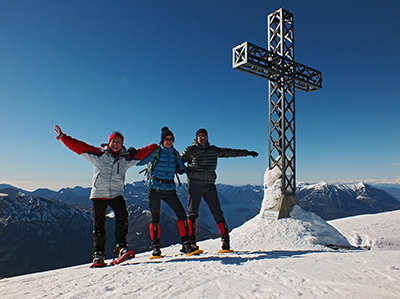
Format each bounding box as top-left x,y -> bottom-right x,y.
191,242 -> 199,251
92,251 -> 106,265
114,243 -> 130,258
180,234 -> 199,252
221,233 -> 230,251
221,240 -> 230,251
180,240 -> 198,254
152,246 -> 162,257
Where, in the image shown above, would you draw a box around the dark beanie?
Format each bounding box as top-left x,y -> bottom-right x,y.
161,126 -> 174,143
196,128 -> 208,137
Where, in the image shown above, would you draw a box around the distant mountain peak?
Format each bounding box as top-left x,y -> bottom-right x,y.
0,188 -> 26,198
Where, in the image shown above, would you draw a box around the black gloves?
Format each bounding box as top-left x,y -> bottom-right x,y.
128,147 -> 137,157
247,151 -> 259,158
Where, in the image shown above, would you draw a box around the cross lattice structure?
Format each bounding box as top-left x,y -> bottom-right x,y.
232,8 -> 322,219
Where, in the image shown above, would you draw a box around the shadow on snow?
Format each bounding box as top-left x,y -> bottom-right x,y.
123,250 -> 334,266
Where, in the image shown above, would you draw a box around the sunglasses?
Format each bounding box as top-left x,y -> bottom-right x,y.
198,134 -> 207,138
164,137 -> 174,141
110,139 -> 122,144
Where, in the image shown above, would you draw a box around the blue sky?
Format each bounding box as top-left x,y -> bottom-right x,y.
1,0 -> 399,191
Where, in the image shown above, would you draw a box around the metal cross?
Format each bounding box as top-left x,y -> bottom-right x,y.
233,8 -> 322,219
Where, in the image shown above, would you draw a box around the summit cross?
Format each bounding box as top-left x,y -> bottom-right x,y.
232,8 -> 322,219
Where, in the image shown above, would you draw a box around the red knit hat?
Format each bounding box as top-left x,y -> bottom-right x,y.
108,132 -> 124,144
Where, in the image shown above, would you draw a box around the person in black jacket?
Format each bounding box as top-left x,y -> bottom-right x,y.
181,128 -> 258,251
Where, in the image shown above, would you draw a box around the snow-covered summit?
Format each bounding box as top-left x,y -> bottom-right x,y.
1,169 -> 400,298
229,205 -> 350,252
1,207 -> 399,298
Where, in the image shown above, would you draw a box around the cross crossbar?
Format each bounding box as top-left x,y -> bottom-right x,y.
233,41 -> 322,92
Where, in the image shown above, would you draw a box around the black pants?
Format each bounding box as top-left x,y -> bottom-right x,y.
148,188 -> 187,223
92,195 -> 128,252
187,183 -> 225,224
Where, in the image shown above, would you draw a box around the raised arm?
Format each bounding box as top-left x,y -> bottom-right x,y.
134,143 -> 159,160
55,125 -> 101,155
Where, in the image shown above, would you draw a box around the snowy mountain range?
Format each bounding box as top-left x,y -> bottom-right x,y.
0,181 -> 399,279
297,182 -> 400,220
3,181 -> 398,225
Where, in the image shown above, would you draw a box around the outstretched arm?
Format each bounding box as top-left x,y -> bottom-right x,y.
134,143 -> 159,160
135,149 -> 155,166
54,125 -> 101,155
217,147 -> 259,158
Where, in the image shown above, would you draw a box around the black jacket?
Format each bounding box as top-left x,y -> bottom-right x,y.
181,139 -> 249,185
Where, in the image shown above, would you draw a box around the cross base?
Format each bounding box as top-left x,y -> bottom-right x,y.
277,194 -> 298,219
261,193 -> 298,220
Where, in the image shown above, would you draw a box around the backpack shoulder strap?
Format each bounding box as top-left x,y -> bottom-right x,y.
151,147 -> 161,169
173,148 -> 179,165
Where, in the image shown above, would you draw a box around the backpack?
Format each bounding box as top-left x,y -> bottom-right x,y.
139,147 -> 181,186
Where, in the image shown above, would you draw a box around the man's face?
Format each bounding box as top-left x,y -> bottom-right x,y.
109,137 -> 123,152
163,135 -> 174,148
197,133 -> 208,146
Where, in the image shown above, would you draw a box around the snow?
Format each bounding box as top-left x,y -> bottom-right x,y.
1,171 -> 400,298
1,210 -> 399,299
260,166 -> 281,215
330,211 -> 400,251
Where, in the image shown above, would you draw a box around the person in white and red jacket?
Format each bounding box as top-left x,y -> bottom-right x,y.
55,125 -> 158,266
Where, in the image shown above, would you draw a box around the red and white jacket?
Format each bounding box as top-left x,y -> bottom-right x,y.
57,134 -> 158,200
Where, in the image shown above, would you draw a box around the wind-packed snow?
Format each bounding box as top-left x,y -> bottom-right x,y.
330,211 -> 400,251
1,171 -> 400,298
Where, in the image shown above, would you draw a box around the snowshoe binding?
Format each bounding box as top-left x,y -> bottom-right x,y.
181,240 -> 203,256
149,246 -> 165,260
90,251 -> 107,268
109,243 -> 135,265
219,234 -> 233,253
190,242 -> 200,251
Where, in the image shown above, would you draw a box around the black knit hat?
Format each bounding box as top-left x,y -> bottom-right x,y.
196,128 -> 208,137
161,126 -> 174,143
